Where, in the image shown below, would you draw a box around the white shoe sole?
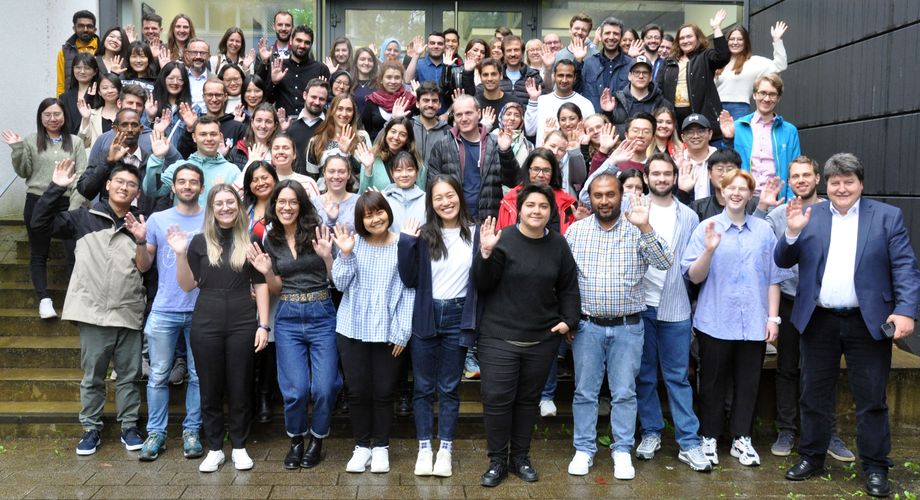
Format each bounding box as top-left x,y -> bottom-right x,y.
730,448 -> 760,466
636,443 -> 661,460
199,458 -> 225,472
346,457 -> 371,473
678,453 -> 713,472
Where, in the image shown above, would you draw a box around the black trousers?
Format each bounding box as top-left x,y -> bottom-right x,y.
478,335 -> 559,461
697,330 -> 765,439
337,334 -> 401,447
799,308 -> 892,473
775,296 -> 840,433
253,342 -> 278,398
24,193 -> 74,300
191,289 -> 256,451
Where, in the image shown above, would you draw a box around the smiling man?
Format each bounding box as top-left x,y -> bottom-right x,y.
263,25 -> 330,116
576,16 -> 633,112
57,10 -> 99,96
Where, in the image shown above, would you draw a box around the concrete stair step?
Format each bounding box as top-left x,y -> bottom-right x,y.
1,283 -> 68,309
0,368 -> 188,405
14,239 -> 69,261
0,309 -> 78,336
0,335 -> 81,367
0,260 -> 71,285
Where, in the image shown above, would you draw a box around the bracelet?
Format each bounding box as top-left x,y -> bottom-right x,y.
258,323 -> 271,332
136,239 -> 147,246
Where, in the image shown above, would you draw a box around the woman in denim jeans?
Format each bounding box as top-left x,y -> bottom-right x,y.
398,175 -> 478,477
247,180 -> 340,470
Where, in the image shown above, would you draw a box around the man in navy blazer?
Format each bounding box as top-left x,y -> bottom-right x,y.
774,153 -> 920,498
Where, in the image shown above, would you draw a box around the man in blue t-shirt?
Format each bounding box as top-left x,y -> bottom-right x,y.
126,163 -> 206,462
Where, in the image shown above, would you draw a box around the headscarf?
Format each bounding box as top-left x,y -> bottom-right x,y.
497,102 -> 526,153
379,38 -> 401,63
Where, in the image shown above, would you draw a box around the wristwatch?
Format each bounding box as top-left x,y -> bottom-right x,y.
767,316 -> 782,325
258,323 -> 271,332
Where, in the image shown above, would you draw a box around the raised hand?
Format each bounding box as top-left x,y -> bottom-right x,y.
479,216 -> 502,258
757,176 -> 786,210
677,157 -> 698,193
574,203 -> 591,220
258,36 -> 272,63
246,241 -> 273,275
578,122 -> 591,145
1,130 -> 22,146
770,21 -> 788,42
703,220 -> 722,252
276,107 -> 293,131
233,103 -> 246,122
152,108 -> 171,135
51,158 -> 76,187
611,137 -> 639,166
784,196 -> 812,238
86,82 -> 97,98
544,116 -> 558,132
409,80 -> 421,94
540,44 -> 556,68
336,123 -> 356,154
710,8 -> 728,31
324,56 -> 339,74
124,212 -> 147,241
106,131 -> 130,163
248,141 -> 268,163
627,39 -> 645,58
271,58 -> 288,83
625,193 -> 652,229
323,197 -> 340,221
480,106 -> 496,130
719,110 -> 735,139
178,102 -> 197,129
368,42 -> 377,56
408,35 -> 424,59
144,92 -> 159,121
463,51 -> 479,71
242,48 -> 256,70
124,24 -> 136,42
566,128 -> 581,150
150,127 -> 170,158
391,96 -> 410,119
599,87 -> 616,113
109,55 -> 125,74
525,77 -> 542,101
571,36 -> 588,62
496,127 -> 513,152
332,223 -> 356,256
401,217 -> 421,237
312,224 -> 334,260
598,122 -> 619,154
77,97 -> 92,120
444,46 -> 456,64
353,142 -> 374,174
451,88 -> 465,102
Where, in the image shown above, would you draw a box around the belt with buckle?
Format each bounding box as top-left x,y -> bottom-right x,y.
581,313 -> 641,327
279,289 -> 331,303
816,306 -> 860,317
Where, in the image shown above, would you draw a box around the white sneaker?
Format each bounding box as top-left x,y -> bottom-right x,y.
678,445 -> 713,472
432,449 -> 453,477
370,446 -> 389,473
701,436 -> 719,465
539,400 -> 557,417
198,450 -> 225,472
612,451 -> 635,480
231,448 -> 253,470
345,446 -> 372,473
39,298 -> 57,319
567,450 -> 593,476
414,449 -> 433,476
730,436 -> 761,466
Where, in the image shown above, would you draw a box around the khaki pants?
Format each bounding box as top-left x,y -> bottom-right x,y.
78,323 -> 142,431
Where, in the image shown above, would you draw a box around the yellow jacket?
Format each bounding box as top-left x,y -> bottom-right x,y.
56,35 -> 98,96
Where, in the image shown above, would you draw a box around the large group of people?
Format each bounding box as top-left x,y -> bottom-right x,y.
4,7 -> 918,498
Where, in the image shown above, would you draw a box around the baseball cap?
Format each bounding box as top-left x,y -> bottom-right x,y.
629,55 -> 652,72
681,113 -> 712,131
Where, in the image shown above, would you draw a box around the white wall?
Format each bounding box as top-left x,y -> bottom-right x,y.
0,0 -> 97,219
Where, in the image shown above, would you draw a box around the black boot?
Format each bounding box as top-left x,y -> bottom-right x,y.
257,393 -> 273,423
335,390 -> 349,415
301,436 -> 325,468
284,436 -> 304,470
395,393 -> 412,417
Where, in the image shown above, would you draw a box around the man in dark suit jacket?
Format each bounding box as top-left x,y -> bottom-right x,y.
774,153 -> 920,498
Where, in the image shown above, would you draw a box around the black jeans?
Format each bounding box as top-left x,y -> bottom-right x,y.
253,342 -> 278,399
337,334 -> 401,447
697,330 -> 765,439
478,335 -> 559,461
24,193 -> 74,300
190,289 -> 256,451
799,308 -> 893,473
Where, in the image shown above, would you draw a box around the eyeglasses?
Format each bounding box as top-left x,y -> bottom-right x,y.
223,77 -> 243,84
165,76 -> 184,83
628,128 -> 653,136
682,128 -> 709,137
41,112 -> 64,119
755,90 -> 780,99
111,178 -> 139,189
75,23 -> 96,30
187,50 -> 209,57
530,167 -> 552,176
711,165 -> 737,174
204,93 -> 226,99
630,70 -> 651,77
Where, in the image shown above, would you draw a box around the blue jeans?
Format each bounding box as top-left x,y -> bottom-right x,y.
540,341 -> 568,401
636,307 -> 701,450
411,298 -> 467,441
274,298 -> 340,438
722,102 -> 752,120
572,318 -> 644,454
145,310 -> 201,434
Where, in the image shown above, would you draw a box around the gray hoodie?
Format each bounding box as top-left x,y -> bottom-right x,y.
383,184 -> 426,234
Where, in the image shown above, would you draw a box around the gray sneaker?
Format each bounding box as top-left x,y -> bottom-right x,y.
636,434 -> 662,460
827,435 -> 855,462
771,431 -> 795,457
678,445 -> 713,472
182,430 -> 204,459
169,357 -> 188,385
138,432 -> 166,461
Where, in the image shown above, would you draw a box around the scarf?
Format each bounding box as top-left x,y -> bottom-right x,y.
367,85 -> 416,113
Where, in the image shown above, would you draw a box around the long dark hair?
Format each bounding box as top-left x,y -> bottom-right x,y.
95,27 -> 131,62
93,73 -> 122,108
153,61 -> 192,115
36,98 -> 73,154
125,41 -> 157,79
68,53 -> 100,91
372,116 -> 422,168
266,179 -> 320,255
420,175 -> 473,261
352,47 -> 379,84
242,161 -> 278,210
520,148 -> 561,189
218,27 -> 247,57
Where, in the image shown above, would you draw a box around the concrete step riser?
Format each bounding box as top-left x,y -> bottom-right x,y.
2,288 -> 68,309
0,347 -> 80,368
0,263 -> 71,285
0,379 -> 193,404
0,317 -> 78,336
15,240 -> 68,261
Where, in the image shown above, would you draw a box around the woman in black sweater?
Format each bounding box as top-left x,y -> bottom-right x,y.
471,184 -> 580,487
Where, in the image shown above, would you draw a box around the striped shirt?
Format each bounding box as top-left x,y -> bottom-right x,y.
643,197 -> 701,322
332,236 -> 415,347
565,214 -> 673,318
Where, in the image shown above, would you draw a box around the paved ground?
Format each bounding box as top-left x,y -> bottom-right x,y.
1,428 -> 919,499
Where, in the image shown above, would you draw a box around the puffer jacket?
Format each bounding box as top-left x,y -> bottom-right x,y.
657,36 -> 730,140
426,124 -> 519,221
608,82 -> 673,130
500,64 -> 543,104
31,183 -> 146,330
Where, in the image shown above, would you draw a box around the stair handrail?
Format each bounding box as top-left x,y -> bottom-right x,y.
0,175 -> 15,200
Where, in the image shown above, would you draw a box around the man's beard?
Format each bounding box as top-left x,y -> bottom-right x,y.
595,204 -> 621,223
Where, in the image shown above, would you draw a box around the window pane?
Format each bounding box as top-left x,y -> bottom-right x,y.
344,9 -> 426,55
444,10 -> 524,47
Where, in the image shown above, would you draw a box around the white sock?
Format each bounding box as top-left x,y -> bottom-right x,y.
419,440 -> 431,451
439,440 -> 452,452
